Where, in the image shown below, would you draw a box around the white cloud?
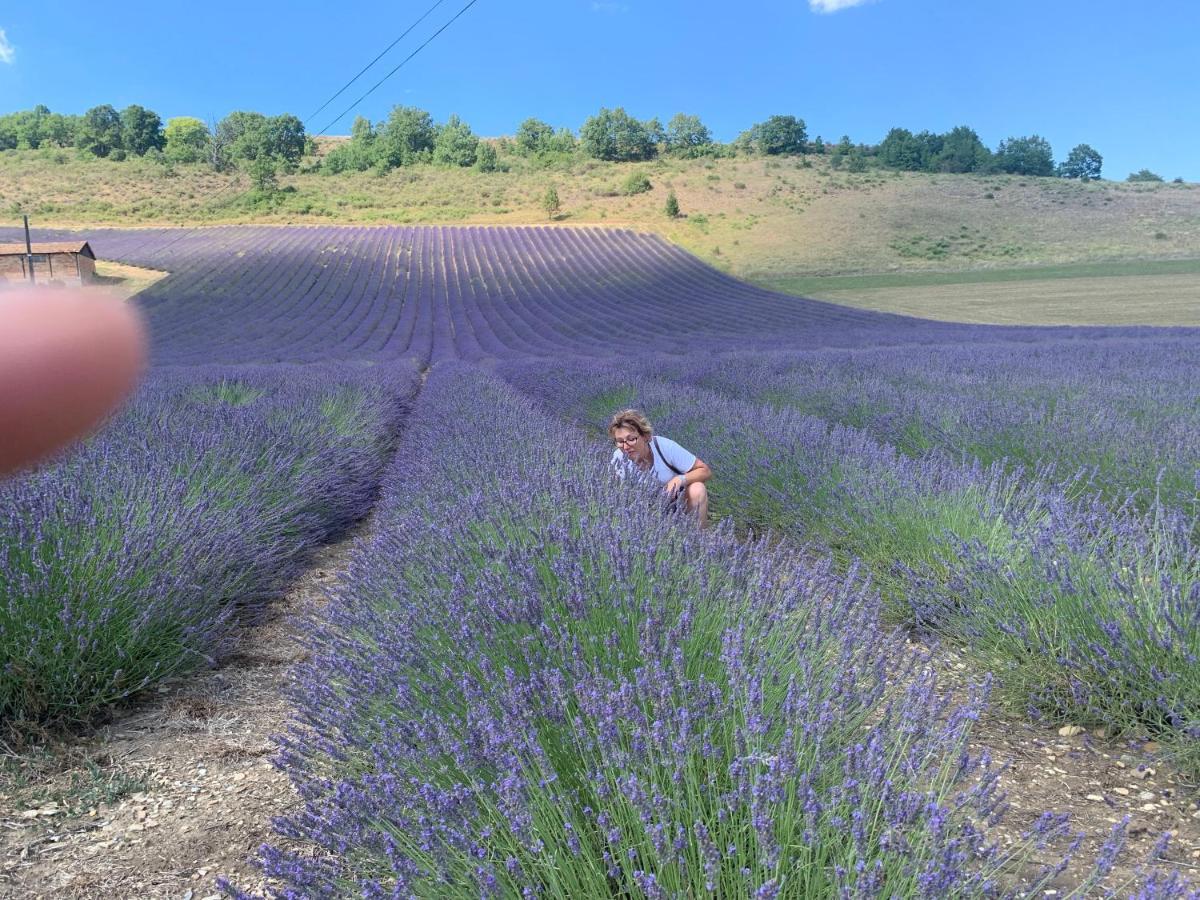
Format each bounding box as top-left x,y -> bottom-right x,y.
0,29 -> 15,65
809,0 -> 874,12
591,2 -> 629,13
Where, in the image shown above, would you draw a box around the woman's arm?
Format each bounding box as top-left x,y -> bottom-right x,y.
668,457 -> 711,495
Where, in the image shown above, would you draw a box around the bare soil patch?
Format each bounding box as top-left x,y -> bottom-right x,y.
927,643 -> 1200,891
0,534 -> 356,900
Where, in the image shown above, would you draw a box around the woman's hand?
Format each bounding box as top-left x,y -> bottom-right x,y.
0,287 -> 146,477
666,475 -> 688,497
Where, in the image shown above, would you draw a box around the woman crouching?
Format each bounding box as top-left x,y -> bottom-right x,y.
608,408 -> 711,528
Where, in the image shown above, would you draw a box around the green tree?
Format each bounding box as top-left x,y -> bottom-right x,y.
936,125 -> 989,173
164,117 -> 210,163
119,105 -> 164,155
878,127 -> 922,170
474,141 -> 499,172
260,114 -> 306,170
432,114 -> 479,167
216,111 -> 268,161
43,112 -> 79,148
515,117 -> 554,155
541,185 -> 561,219
994,135 -> 1055,176
323,116 -> 379,173
664,113 -> 712,157
248,154 -> 278,192
741,115 -> 807,155
579,107 -> 657,161
1059,144 -> 1103,180
377,105 -> 436,167
1126,168 -> 1164,182
665,190 -> 680,218
77,104 -> 123,157
544,127 -> 577,155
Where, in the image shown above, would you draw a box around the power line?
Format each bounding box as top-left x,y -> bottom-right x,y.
141,0 -> 484,262
314,0 -> 483,137
306,0 -> 451,126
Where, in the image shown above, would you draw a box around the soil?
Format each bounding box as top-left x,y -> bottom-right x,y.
2,538 -> 1198,898
928,643 -> 1200,892
0,535 -> 357,900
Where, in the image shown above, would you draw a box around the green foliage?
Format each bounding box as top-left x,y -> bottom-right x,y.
1127,168 -> 1165,182
879,125 -> 990,173
474,141 -> 500,173
664,189 -> 680,218
515,117 -> 554,155
579,107 -> 658,161
77,104 -> 123,157
0,105 -> 77,151
664,113 -> 712,157
249,154 -> 279,192
164,117 -> 210,164
118,105 -> 164,156
432,114 -> 479,167
621,171 -> 652,195
323,118 -> 377,174
215,111 -> 306,171
994,134 -> 1055,176
937,125 -> 990,173
1059,144 -> 1103,180
739,114 -> 807,155
377,105 -> 436,167
541,185 -> 561,219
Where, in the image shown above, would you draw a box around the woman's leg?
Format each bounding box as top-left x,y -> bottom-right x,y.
684,482 -> 709,529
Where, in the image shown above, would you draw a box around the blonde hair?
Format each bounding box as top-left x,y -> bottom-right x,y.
608,408 -> 652,438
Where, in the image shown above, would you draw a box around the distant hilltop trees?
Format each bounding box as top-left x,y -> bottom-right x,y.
1,102 -> 1183,184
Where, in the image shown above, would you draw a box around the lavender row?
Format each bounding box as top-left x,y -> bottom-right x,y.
222,363 -> 1189,898
0,359 -> 420,725
499,359 -> 1200,774
619,338 -> 1200,514
6,225 -> 1189,366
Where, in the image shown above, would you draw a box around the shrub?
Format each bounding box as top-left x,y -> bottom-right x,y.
1127,169 -> 1164,182
621,171 -> 652,195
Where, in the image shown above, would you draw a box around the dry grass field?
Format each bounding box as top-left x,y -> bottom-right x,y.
807,272 -> 1200,325
3,145 -> 1199,323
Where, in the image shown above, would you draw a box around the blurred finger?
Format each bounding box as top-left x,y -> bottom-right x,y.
0,288 -> 146,476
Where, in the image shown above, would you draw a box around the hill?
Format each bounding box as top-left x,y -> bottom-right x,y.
3,148 -> 1199,323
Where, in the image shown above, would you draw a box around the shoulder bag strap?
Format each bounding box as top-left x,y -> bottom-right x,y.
653,438 -> 685,476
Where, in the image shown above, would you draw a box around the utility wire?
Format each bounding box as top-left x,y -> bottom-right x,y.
314,0 -> 483,137
306,0 -> 451,125
138,0 -> 483,261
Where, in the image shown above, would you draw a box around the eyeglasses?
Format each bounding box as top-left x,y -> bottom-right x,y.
613,434 -> 641,446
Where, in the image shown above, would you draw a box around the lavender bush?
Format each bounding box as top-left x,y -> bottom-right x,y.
0,360 -> 419,725
616,339 -> 1200,514
219,365 -> 1152,898
501,360 -> 1200,773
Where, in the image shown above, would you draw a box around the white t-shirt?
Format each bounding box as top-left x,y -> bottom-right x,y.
611,436 -> 697,484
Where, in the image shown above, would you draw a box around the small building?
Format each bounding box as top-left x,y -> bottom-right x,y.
0,241 -> 98,287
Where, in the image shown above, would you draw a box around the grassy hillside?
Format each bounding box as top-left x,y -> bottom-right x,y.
4,145 -> 1199,323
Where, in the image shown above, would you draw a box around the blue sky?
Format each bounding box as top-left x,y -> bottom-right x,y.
1,0 -> 1196,181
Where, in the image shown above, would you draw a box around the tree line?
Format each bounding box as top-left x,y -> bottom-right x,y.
1,103 -> 1179,184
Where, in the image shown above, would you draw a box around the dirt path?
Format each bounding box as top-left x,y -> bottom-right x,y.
0,534 -> 358,900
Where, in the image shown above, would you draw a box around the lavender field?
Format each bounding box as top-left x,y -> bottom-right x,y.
3,225 -> 1199,897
